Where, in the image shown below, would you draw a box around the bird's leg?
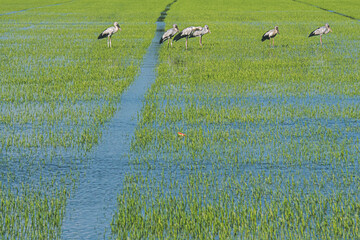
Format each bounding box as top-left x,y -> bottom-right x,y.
107,36 -> 110,48
269,38 -> 271,47
170,39 -> 173,47
185,36 -> 188,50
272,38 -> 275,47
110,37 -> 112,48
199,36 -> 202,47
320,35 -> 322,46
168,39 -> 170,48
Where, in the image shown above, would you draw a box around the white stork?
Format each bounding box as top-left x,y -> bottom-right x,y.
308,23 -> 332,45
189,25 -> 211,47
159,24 -> 179,47
261,26 -> 279,47
173,26 -> 202,50
98,22 -> 121,48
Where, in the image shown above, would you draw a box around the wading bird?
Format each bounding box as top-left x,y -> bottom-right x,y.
308,23 -> 332,45
189,25 -> 211,47
98,22 -> 121,48
261,26 -> 279,47
173,26 -> 202,50
159,24 -> 179,47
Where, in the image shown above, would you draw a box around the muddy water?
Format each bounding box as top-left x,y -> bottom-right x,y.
61,21 -> 165,239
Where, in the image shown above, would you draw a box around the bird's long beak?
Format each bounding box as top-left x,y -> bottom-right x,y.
329,28 -> 332,32
208,29 -> 211,33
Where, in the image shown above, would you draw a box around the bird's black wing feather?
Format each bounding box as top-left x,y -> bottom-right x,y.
98,30 -> 109,39
261,34 -> 270,41
261,30 -> 271,41
308,30 -> 316,38
159,35 -> 168,44
98,27 -> 111,39
98,33 -> 107,39
173,32 -> 185,42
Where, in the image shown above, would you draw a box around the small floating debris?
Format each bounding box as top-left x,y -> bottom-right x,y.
177,132 -> 186,137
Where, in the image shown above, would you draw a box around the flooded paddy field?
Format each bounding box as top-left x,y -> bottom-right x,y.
1,0 -> 359,239
0,0 -> 168,238
111,0 -> 360,239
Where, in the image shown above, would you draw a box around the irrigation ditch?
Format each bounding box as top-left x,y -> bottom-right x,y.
61,2 -> 176,239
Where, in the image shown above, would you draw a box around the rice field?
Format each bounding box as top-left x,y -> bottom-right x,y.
1,0 -> 360,239
111,0 -> 360,239
0,0 -> 166,238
